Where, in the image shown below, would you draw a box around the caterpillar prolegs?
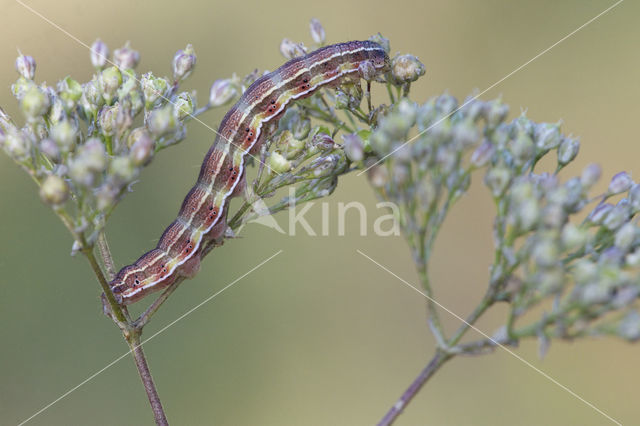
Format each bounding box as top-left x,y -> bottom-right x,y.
109,40 -> 390,304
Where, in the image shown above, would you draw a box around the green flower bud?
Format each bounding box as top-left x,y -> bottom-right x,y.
173,92 -> 194,120
15,54 -> 36,80
279,38 -> 306,59
561,223 -> 588,251
291,116 -> 311,140
485,99 -> 509,128
602,205 -> 628,230
3,129 -> 30,161
90,39 -> 109,69
148,106 -> 176,136
69,159 -> 95,186
113,42 -> 140,70
96,183 -> 118,211
50,120 -> 76,153
80,77 -> 103,117
100,66 -> 122,104
532,237 -> 559,268
58,76 -> 83,110
20,86 -> 50,120
342,133 -> 364,162
98,104 -> 118,137
269,151 -> 291,174
39,175 -> 69,205
368,33 -> 390,54
309,18 -> 326,44
172,44 -> 196,81
109,155 -> 137,183
129,130 -> 155,166
274,131 -> 304,160
390,54 -> 425,85
12,76 -> 34,100
334,90 -> 350,110
484,166 -> 512,197
534,122 -> 561,150
510,129 -> 534,165
79,138 -> 107,172
117,73 -> 144,115
208,79 -> 237,107
614,222 -> 637,251
141,72 -> 169,108
557,137 -> 580,166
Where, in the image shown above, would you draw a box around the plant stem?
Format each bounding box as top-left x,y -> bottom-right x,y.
377,351 -> 452,426
83,247 -> 128,325
127,331 -> 169,426
97,231 -> 116,280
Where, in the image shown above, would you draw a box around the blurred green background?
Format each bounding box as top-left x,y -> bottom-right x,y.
1,0 -> 638,424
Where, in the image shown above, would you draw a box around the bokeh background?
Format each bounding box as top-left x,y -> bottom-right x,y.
1,0 -> 638,424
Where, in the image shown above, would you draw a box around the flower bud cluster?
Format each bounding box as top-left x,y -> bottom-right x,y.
0,39 -> 238,246
367,93 -> 640,345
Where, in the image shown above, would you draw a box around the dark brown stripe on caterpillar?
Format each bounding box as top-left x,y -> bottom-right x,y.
109,40 -> 390,304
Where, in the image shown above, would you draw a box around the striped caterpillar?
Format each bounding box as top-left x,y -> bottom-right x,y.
110,40 -> 390,304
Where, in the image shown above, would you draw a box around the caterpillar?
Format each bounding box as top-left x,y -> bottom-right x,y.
109,40 -> 390,305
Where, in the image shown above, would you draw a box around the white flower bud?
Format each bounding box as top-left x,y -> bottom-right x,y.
309,18 -> 326,44
109,156 -> 137,183
561,223 -> 588,251
15,54 -> 36,80
148,106 -> 176,136
40,175 -> 69,205
90,39 -> 109,69
208,79 -> 237,107
113,42 -> 140,70
535,123 -> 561,150
628,183 -> 640,213
279,38 -> 307,59
129,131 -> 155,166
614,222 -> 636,251
172,44 -> 196,81
484,166 -> 511,197
607,171 -> 633,195
390,54 -> 425,84
79,138 -> 107,172
580,163 -> 601,187
367,164 -> 388,188
342,133 -> 364,162
20,86 -> 50,120
471,139 -> 495,167
3,129 -> 30,161
50,120 -> 76,153
40,138 -> 60,161
557,137 -> 580,166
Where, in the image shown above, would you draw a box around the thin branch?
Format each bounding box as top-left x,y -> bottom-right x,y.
127,332 -> 168,426
377,351 -> 452,426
